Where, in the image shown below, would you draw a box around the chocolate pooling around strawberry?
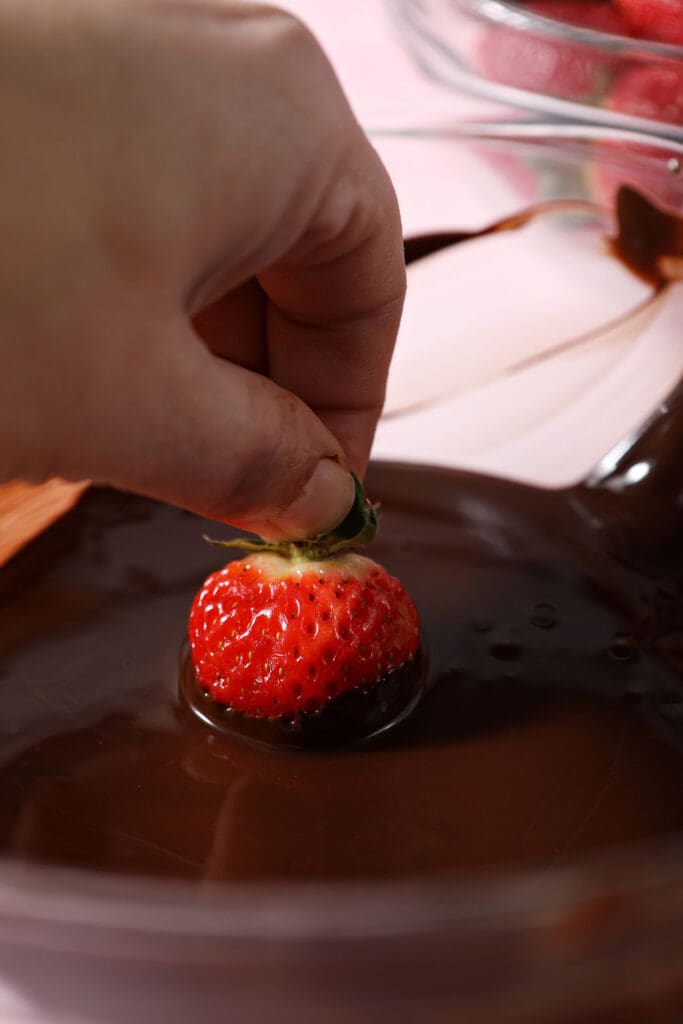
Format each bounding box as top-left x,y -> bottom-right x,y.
180,642 -> 427,751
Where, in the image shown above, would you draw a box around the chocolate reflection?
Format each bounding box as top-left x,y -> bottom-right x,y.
179,642 -> 427,751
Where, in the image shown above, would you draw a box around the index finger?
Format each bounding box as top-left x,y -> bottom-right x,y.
259,135 -> 406,477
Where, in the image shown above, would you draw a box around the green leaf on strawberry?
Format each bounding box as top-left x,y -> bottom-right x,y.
203,472 -> 379,562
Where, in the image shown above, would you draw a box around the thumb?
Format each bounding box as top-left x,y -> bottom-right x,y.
72,323 -> 356,540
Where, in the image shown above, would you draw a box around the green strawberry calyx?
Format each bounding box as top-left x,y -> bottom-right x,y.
203,473 -> 379,562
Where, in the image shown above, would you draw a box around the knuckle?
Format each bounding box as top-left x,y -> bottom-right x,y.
256,7 -> 321,63
250,8 -> 347,122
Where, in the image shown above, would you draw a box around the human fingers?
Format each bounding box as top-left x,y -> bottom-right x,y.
62,316 -> 356,539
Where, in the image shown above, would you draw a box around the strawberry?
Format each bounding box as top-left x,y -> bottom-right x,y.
605,64 -> 683,126
478,27 -> 598,101
188,479 -> 420,722
613,0 -> 683,45
478,3 -> 635,105
589,65 -> 683,208
478,23 -> 618,102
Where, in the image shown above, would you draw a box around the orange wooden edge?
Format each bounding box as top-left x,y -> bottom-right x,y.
0,480 -> 88,568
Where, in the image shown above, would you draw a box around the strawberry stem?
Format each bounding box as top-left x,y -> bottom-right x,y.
204,473 -> 380,561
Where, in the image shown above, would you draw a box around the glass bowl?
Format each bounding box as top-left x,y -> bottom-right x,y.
373,123 -> 683,484
1,128 -> 683,1024
387,0 -> 683,140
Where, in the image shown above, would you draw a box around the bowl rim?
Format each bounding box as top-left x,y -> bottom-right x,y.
463,0 -> 683,58
3,778 -> 683,955
372,118 -> 683,157
387,0 -> 683,142
372,121 -> 683,188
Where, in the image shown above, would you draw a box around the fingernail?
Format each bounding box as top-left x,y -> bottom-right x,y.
265,459 -> 355,541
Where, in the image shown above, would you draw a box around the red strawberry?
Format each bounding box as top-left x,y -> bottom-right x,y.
188,480 -> 420,721
589,65 -> 683,208
479,3 -> 635,105
479,27 -> 597,100
605,64 -> 683,126
614,0 -> 683,45
478,14 -> 624,103
189,551 -> 419,719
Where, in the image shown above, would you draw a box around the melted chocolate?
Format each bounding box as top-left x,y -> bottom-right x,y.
1,188 -> 682,883
2,431 -> 683,882
181,644 -> 427,750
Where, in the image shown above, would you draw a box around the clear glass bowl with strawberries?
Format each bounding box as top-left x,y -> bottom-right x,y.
388,0 -> 683,139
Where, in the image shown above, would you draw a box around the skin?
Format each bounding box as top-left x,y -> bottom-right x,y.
0,0 -> 405,539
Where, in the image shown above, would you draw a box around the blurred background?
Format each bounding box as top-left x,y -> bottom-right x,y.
0,4 -> 682,1023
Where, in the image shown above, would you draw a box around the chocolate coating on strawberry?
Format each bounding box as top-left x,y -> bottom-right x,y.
180,640 -> 425,750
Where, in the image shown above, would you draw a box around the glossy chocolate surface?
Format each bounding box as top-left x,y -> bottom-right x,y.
1,188 -> 682,883
2,429 -> 683,882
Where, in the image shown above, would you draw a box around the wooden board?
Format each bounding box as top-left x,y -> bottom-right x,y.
0,480 -> 88,567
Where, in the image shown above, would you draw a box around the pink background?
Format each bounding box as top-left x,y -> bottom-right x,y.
281,0 -> 683,488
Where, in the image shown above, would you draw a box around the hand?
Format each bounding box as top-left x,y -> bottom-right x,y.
0,0 -> 405,539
